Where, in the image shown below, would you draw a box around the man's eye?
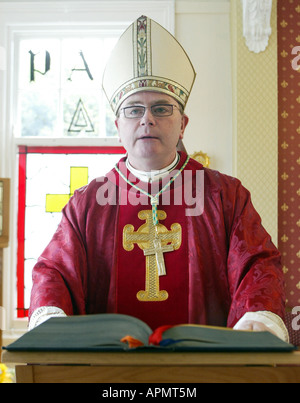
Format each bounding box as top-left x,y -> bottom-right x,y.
152,105 -> 172,116
128,107 -> 143,116
153,106 -> 168,114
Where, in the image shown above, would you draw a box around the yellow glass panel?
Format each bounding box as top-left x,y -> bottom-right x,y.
70,167 -> 88,194
45,194 -> 70,213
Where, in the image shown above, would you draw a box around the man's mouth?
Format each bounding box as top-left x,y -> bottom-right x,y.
138,135 -> 159,140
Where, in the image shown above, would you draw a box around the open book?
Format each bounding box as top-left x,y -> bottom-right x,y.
3,313 -> 295,353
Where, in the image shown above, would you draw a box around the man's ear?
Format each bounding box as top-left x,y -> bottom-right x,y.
180,114 -> 189,139
115,119 -> 122,143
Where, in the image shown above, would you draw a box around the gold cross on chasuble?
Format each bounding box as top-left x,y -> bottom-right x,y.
123,210 -> 182,302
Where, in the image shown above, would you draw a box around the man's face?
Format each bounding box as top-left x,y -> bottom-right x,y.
115,91 -> 189,170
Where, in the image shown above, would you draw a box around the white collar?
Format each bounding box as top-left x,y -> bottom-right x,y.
126,153 -> 180,183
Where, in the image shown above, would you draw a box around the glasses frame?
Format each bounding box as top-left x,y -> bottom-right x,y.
119,103 -> 181,119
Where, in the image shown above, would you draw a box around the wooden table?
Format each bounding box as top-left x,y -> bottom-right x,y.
2,349 -> 300,383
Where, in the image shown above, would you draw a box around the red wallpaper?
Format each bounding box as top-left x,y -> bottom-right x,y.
278,0 -> 300,308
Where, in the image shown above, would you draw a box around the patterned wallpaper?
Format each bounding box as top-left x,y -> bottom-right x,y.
277,0 -> 300,308
231,0 -> 278,244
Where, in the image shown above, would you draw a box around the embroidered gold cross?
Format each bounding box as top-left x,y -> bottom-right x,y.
123,210 -> 182,302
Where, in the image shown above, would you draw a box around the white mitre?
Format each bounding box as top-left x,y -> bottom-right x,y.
102,15 -> 196,115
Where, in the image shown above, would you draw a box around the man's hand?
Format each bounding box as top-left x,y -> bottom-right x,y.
234,320 -> 277,336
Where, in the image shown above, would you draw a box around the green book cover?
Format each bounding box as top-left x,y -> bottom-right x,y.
3,313 -> 296,352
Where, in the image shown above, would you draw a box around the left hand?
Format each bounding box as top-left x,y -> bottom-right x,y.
234,320 -> 277,336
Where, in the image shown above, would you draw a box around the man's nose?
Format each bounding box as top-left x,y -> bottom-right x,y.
140,108 -> 155,125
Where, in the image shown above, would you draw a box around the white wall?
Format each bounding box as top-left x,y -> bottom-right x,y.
175,1 -> 232,175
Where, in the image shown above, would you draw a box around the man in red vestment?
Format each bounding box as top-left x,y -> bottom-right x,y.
29,16 -> 288,341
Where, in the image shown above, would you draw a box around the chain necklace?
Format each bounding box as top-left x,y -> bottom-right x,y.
115,155 -> 190,227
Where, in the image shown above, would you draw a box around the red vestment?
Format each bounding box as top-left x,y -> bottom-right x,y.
29,153 -> 286,330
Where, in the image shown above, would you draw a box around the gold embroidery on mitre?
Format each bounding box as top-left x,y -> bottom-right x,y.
123,210 -> 182,302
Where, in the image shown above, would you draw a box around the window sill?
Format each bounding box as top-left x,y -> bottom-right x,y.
13,137 -> 121,148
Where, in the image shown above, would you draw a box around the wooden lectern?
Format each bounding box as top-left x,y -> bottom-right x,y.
2,349 -> 300,383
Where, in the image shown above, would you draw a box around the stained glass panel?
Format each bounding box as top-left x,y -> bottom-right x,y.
18,147 -> 125,316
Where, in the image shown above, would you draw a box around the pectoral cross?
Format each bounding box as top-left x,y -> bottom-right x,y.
123,210 -> 181,302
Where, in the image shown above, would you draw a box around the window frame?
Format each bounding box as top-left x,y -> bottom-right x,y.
0,0 -> 175,340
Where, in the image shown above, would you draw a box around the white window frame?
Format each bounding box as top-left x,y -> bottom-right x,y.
0,0 -> 174,342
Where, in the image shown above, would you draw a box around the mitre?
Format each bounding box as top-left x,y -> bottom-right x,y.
102,15 -> 196,114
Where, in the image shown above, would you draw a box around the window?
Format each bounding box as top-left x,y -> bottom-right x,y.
14,30 -> 123,318
16,36 -> 118,138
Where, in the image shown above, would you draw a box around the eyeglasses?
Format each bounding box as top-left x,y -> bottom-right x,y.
119,104 -> 181,119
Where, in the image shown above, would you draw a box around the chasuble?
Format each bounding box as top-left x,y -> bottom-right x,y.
29,153 -> 286,330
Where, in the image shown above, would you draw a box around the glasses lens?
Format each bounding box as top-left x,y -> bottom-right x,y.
124,106 -> 145,118
122,104 -> 175,118
151,104 -> 173,117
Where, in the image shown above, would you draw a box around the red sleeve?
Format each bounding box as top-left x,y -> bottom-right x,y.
225,183 -> 286,327
29,191 -> 88,319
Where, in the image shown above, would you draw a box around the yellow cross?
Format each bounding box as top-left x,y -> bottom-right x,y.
45,167 -> 88,212
123,210 -> 181,302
